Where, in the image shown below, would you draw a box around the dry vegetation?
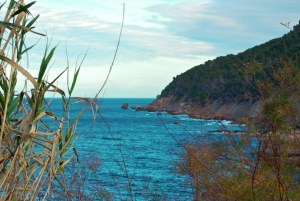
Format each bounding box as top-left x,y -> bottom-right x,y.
0,1 -> 124,200
176,58 -> 300,200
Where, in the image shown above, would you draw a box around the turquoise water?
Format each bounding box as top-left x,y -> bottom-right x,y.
47,98 -> 244,200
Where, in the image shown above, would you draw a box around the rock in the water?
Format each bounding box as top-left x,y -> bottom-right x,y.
121,103 -> 129,109
135,105 -> 142,111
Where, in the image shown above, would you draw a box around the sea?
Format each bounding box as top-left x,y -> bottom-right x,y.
47,98 -> 244,200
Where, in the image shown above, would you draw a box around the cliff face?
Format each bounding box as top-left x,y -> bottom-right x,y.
143,96 -> 261,121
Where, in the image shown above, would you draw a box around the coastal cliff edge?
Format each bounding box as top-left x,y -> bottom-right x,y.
142,96 -> 261,122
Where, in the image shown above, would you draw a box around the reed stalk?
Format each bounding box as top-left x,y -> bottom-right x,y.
0,1 -> 124,200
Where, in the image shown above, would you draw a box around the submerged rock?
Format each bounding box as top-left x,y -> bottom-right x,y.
130,105 -> 142,111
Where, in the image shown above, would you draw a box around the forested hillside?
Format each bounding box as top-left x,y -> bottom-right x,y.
160,23 -> 300,105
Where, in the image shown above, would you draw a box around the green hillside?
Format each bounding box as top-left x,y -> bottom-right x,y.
160,24 -> 300,105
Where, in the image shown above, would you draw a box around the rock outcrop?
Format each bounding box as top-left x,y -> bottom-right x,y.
121,103 -> 129,109
142,96 -> 261,122
135,105 -> 143,111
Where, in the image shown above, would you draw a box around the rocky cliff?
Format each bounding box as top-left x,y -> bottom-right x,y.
143,96 -> 261,122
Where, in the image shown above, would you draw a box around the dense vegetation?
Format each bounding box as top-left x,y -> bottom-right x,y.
161,23 -> 300,105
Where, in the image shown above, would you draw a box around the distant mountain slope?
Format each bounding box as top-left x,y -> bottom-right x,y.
160,24 -> 300,105
143,23 -> 300,120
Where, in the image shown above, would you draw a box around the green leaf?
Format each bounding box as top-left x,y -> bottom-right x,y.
10,70 -> 17,91
36,104 -> 47,117
0,92 -> 5,111
8,0 -> 14,9
21,14 -> 39,36
7,97 -> 19,118
12,1 -> 36,17
64,129 -> 74,148
0,74 -> 8,94
69,68 -> 80,95
59,137 -> 63,151
55,156 -> 73,174
18,35 -> 40,62
37,45 -> 57,85
26,14 -> 39,28
21,44 -> 35,55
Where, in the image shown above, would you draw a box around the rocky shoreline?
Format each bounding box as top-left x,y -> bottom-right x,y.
140,96 -> 261,123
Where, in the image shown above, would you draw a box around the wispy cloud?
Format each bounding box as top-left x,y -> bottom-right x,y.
29,1 -> 215,65
10,0 -> 300,97
146,0 -> 300,54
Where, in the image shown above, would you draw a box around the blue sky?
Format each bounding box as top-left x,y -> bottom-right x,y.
10,0 -> 300,97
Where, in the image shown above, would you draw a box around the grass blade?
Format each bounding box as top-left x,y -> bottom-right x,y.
7,97 -> 19,118
0,21 -> 46,36
0,1 -> 6,10
38,45 -> 57,85
12,1 -> 36,17
55,156 -> 73,174
69,68 -> 80,95
26,14 -> 39,28
8,0 -> 14,9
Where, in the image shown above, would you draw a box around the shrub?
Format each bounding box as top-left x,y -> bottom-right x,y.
175,58 -> 300,200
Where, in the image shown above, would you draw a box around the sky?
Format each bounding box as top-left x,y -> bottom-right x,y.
6,0 -> 300,98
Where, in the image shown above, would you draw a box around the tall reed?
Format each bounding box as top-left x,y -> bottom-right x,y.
0,1 -> 124,200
